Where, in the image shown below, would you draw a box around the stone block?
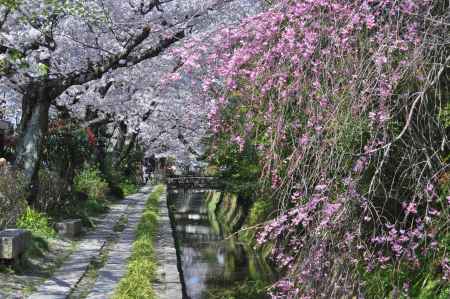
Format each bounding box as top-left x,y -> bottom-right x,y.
0,229 -> 31,259
55,219 -> 82,238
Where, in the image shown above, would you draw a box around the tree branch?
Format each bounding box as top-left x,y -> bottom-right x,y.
0,8 -> 9,29
57,28 -> 185,94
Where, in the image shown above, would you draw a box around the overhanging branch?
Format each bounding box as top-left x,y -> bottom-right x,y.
58,28 -> 185,94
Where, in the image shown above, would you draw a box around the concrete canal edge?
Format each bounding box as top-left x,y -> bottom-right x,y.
152,187 -> 184,299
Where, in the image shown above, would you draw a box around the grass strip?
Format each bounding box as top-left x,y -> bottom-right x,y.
113,184 -> 165,299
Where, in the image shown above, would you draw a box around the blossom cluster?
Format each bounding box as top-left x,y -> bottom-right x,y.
168,0 -> 449,297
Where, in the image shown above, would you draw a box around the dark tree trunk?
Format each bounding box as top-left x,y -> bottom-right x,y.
112,121 -> 127,165
15,89 -> 51,200
115,132 -> 138,169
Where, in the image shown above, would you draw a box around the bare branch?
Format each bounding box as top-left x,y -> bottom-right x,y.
0,8 -> 9,29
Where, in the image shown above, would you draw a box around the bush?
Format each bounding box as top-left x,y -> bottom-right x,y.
34,168 -> 71,212
246,198 -> 274,227
0,166 -> 28,229
118,179 -> 139,196
74,167 -> 109,201
16,207 -> 56,238
104,161 -> 140,198
68,199 -> 109,228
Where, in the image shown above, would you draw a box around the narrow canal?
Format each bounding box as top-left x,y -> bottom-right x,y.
167,188 -> 273,299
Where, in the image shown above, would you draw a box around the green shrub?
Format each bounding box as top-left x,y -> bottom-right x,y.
35,168 -> 71,212
74,167 -> 109,201
0,166 -> 28,229
119,179 -> 139,196
63,198 -> 109,228
247,198 -> 274,227
16,207 -> 56,238
439,100 -> 450,129
207,279 -> 269,299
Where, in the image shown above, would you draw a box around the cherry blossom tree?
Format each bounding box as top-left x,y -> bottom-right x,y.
0,0 -> 263,196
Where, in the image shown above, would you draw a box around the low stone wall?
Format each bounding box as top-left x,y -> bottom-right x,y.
55,219 -> 82,238
0,229 -> 31,260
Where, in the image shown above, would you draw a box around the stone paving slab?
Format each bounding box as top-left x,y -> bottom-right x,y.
87,187 -> 183,299
27,186 -> 153,299
85,186 -> 152,299
152,191 -> 183,299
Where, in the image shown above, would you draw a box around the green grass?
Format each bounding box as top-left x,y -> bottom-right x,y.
205,279 -> 270,299
16,207 -> 56,238
113,184 -> 164,299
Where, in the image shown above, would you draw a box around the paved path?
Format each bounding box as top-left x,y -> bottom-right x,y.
152,190 -> 183,299
85,187 -> 151,299
26,185 -> 184,299
28,186 -> 153,299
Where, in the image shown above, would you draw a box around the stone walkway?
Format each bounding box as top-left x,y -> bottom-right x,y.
23,185 -> 184,299
152,191 -> 183,299
27,186 -> 153,299
85,187 -> 150,299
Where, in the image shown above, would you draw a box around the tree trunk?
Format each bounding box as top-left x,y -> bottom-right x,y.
112,121 -> 127,165
115,132 -> 138,169
15,90 -> 51,199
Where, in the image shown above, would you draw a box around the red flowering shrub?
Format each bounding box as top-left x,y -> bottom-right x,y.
86,127 -> 97,146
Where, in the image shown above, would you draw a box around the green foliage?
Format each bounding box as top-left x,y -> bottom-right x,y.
0,167 -> 28,229
1,48 -> 29,71
25,235 -> 50,258
113,215 -> 128,232
0,0 -> 20,9
119,179 -> 139,196
247,198 -> 274,226
81,199 -> 109,215
2,0 -> 108,25
439,101 -> 450,128
210,136 -> 262,199
44,125 -> 93,179
100,146 -> 143,198
16,207 -> 55,238
206,279 -> 269,299
361,254 -> 450,299
0,234 -> 50,275
361,185 -> 450,299
114,185 -> 164,299
74,167 -> 109,201
67,199 -> 109,228
70,167 -> 110,226
37,63 -> 49,76
0,57 -> 9,75
35,168 -> 71,212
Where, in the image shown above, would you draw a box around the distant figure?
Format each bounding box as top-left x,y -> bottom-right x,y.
0,157 -> 6,168
142,165 -> 149,184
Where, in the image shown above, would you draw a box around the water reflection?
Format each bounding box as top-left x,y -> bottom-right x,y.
168,189 -> 273,299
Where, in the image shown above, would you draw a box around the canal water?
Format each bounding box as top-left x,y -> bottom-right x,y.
167,188 -> 273,299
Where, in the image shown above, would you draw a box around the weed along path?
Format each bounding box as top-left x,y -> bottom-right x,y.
27,186 -> 155,299
113,185 -> 183,299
